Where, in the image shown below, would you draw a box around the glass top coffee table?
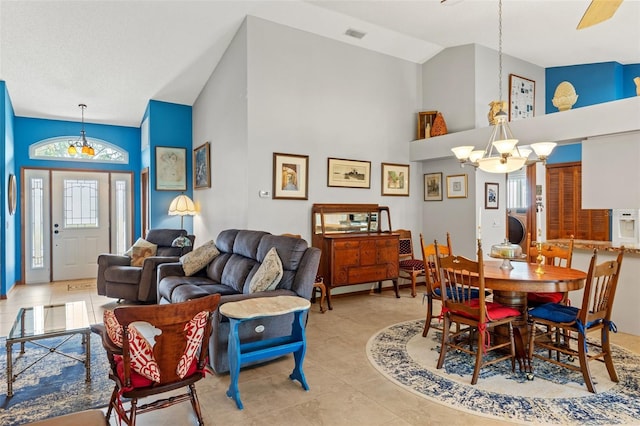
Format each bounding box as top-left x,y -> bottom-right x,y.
5,301 -> 91,397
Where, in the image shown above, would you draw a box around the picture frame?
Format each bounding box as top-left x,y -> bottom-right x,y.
446,174 -> 468,199
273,152 -> 309,200
509,74 -> 535,121
193,142 -> 211,189
424,172 -> 443,201
155,146 -> 187,191
417,111 -> 438,139
485,182 -> 499,209
8,174 -> 16,215
327,157 -> 371,189
381,163 -> 409,196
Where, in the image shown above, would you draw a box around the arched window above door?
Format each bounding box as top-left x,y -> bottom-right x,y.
29,137 -> 128,164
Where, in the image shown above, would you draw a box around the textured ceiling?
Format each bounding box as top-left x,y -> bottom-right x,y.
1,0 -> 638,127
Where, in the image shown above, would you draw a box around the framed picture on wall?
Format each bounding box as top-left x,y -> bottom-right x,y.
193,142 -> 211,189
446,174 -> 467,199
509,74 -> 535,121
485,182 -> 499,209
327,157 -> 371,188
155,146 -> 187,191
273,152 -> 309,200
424,172 -> 442,201
381,163 -> 409,196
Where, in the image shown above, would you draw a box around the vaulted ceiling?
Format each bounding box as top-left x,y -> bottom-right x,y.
1,0 -> 638,127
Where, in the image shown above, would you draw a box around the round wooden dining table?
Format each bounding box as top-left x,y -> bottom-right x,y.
482,260 -> 587,371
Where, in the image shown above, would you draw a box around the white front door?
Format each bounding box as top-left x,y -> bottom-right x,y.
51,171 -> 110,281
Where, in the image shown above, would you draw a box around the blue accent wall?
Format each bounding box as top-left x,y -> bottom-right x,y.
1,81 -> 18,296
546,143 -> 581,164
545,62 -> 638,114
146,100 -> 193,232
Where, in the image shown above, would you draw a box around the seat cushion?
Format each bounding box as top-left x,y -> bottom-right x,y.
529,302 -> 578,323
434,287 -> 481,299
399,259 -> 425,271
528,292 -> 564,304
450,299 -> 520,321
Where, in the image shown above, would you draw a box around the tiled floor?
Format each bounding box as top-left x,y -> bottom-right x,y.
2,280 -> 639,425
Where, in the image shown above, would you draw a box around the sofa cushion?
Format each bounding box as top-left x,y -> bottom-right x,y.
131,245 -> 155,267
180,240 -> 220,276
249,247 -> 283,293
125,238 -> 158,257
104,265 -> 143,284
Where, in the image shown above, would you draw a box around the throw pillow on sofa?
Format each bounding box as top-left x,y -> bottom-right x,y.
124,237 -> 158,257
131,245 -> 155,267
180,240 -> 220,276
249,247 -> 283,293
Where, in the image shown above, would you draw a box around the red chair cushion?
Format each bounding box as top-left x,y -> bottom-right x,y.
450,299 -> 520,321
115,355 -> 200,389
528,292 -> 564,304
399,259 -> 425,270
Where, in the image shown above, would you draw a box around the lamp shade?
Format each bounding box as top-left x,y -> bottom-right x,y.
168,194 -> 196,216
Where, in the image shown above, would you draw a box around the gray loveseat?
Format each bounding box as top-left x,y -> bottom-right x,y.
157,229 -> 321,374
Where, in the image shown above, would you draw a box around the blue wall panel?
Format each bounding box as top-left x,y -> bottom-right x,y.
1,82 -> 18,295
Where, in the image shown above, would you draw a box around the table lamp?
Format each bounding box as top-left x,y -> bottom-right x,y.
168,194 -> 196,247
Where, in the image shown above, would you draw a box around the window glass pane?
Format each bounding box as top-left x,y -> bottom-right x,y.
29,137 -> 128,164
30,178 -> 44,269
115,180 -> 127,255
64,179 -> 99,228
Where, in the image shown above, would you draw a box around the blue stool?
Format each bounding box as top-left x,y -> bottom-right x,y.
220,295 -> 311,409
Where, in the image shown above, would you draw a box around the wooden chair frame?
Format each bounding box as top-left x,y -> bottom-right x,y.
436,241 -> 519,385
527,233 -> 575,305
397,229 -> 426,297
92,294 -> 221,426
420,232 -> 452,337
527,249 -> 624,393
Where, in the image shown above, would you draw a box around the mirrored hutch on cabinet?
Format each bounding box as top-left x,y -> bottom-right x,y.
311,203 -> 399,310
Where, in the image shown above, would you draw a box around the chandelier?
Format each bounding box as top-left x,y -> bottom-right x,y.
67,103 -> 95,156
451,0 -> 555,173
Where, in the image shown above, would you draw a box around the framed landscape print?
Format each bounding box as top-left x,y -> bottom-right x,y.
155,146 -> 186,191
327,157 -> 371,189
446,174 -> 467,199
485,182 -> 499,209
273,152 -> 309,200
509,74 -> 535,121
381,163 -> 409,196
193,142 -> 211,189
424,172 -> 442,201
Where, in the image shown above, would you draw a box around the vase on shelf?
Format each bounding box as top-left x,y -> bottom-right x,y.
424,123 -> 431,139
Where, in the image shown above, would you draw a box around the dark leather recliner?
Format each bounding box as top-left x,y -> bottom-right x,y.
97,229 -> 195,303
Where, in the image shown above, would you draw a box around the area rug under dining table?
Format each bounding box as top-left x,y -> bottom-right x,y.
367,319 -> 640,425
0,333 -> 111,425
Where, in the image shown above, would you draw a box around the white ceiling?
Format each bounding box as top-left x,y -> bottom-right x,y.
1,0 -> 639,127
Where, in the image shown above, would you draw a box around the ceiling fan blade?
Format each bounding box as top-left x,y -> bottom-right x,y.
577,0 -> 623,30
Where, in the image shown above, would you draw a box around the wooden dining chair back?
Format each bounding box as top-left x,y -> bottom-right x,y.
436,240 -> 521,385
420,232 -> 452,337
527,234 -> 575,305
527,249 -> 624,393
397,229 -> 426,297
92,294 -> 221,426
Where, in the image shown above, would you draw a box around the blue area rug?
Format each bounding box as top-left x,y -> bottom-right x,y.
0,333 -> 111,425
366,319 -> 640,425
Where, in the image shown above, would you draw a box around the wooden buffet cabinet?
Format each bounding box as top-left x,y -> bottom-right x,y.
311,204 -> 400,310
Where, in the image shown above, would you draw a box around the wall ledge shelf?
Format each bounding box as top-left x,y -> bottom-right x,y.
410,97 -> 640,162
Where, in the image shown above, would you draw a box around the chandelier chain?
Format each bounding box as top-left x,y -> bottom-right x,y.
498,0 -> 503,103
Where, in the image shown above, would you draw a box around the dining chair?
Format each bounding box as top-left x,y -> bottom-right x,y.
397,229 -> 426,298
436,240 -> 521,385
91,294 -> 221,426
420,232 -> 453,337
527,248 -> 624,393
527,233 -> 575,306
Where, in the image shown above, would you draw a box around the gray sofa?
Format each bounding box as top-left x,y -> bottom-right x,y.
157,229 -> 321,374
97,229 -> 195,303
